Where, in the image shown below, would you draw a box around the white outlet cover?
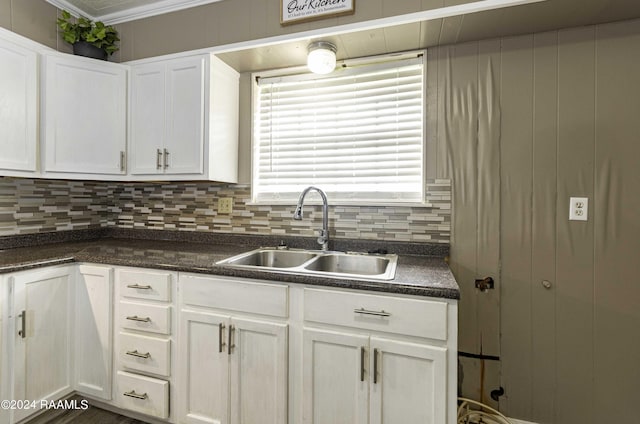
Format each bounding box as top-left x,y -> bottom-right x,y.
569,197 -> 588,221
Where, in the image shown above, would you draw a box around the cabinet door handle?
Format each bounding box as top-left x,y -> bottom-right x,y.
219,323 -> 226,353
354,308 -> 391,318
156,149 -> 163,169
123,390 -> 148,400
125,350 -> 151,359
373,348 -> 379,384
163,148 -> 169,169
120,151 -> 126,172
360,346 -> 366,382
126,315 -> 151,323
126,284 -> 152,290
228,324 -> 235,355
18,310 -> 26,338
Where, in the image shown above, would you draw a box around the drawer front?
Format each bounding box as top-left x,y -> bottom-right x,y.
116,371 -> 169,419
181,274 -> 289,318
304,288 -> 448,341
119,332 -> 171,377
119,301 -> 171,335
118,269 -> 172,302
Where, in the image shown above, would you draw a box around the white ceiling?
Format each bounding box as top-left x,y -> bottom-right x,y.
46,0 -> 224,24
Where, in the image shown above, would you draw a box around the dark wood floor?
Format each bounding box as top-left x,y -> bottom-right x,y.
25,399 -> 149,424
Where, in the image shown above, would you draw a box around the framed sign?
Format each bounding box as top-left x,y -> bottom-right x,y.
281,0 -> 355,25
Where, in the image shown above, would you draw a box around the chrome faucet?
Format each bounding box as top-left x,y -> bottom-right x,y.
293,186 -> 329,250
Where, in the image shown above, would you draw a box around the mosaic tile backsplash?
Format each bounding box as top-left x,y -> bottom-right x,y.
0,177 -> 451,243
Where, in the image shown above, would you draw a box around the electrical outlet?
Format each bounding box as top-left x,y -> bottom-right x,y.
218,197 -> 233,214
569,197 -> 588,221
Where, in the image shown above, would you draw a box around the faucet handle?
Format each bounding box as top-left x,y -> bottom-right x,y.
317,230 -> 328,245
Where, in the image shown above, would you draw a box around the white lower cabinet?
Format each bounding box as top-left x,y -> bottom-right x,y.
302,287 -> 455,424
10,265 -> 74,423
302,328 -> 369,424
369,337 -> 447,424
73,264 -> 113,400
302,330 -> 447,424
0,264 -> 456,424
114,267 -> 176,421
178,274 -> 289,424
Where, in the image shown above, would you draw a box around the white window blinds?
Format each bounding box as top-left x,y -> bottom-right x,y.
253,55 -> 424,204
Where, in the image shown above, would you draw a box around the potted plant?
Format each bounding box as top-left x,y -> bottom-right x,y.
56,10 -> 120,60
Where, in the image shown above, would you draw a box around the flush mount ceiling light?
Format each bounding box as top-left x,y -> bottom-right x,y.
307,41 -> 337,75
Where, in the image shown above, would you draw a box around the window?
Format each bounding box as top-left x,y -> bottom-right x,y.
252,53 -> 425,204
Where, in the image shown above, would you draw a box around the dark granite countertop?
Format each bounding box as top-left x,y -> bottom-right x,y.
0,231 -> 459,300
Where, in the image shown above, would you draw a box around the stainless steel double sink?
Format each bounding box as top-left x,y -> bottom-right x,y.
216,247 -> 397,280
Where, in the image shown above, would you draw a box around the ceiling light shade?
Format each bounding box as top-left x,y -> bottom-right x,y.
307,41 -> 337,75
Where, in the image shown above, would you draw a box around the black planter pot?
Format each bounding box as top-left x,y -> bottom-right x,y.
72,41 -> 108,61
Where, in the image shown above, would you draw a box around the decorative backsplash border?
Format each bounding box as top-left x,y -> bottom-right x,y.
1,177 -> 451,243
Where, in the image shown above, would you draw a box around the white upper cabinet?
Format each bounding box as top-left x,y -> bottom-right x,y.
0,34 -> 38,175
129,54 -> 239,182
41,53 -> 127,176
130,63 -> 165,174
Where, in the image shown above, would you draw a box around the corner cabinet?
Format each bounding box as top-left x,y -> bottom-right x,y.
41,53 -> 127,177
129,54 -> 239,182
73,264 -> 113,400
0,31 -> 38,176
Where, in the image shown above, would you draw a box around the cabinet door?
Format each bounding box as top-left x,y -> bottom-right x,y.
164,57 -> 205,174
43,54 -> 127,175
369,337 -> 447,424
302,328 -> 368,424
130,63 -> 165,175
12,266 -> 73,423
178,310 -> 230,424
229,318 -> 288,424
74,265 -> 113,400
0,37 -> 37,173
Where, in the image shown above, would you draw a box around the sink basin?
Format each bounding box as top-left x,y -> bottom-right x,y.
303,254 -> 391,276
216,249 -> 316,268
217,248 -> 397,280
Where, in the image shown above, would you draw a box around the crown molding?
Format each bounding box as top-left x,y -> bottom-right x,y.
46,0 -> 224,25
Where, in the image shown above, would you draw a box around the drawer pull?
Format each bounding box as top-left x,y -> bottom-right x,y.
124,390 -> 148,400
360,346 -> 365,382
126,350 -> 151,359
354,308 -> 391,318
127,284 -> 153,290
219,323 -> 226,353
126,315 -> 151,323
373,348 -> 379,384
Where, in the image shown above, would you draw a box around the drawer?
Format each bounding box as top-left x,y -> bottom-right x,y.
304,288 -> 448,341
119,301 -> 171,335
180,274 -> 289,318
119,332 -> 171,377
116,371 -> 169,419
118,269 -> 172,302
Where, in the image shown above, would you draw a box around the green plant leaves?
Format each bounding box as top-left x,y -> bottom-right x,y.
56,10 -> 119,55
